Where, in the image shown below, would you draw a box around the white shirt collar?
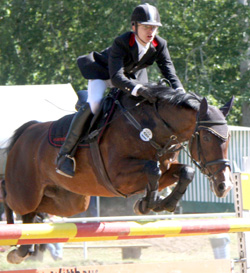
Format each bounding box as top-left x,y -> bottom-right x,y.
135,37 -> 150,60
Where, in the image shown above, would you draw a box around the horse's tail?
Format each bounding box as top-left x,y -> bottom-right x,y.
1,179 -> 14,223
6,120 -> 39,154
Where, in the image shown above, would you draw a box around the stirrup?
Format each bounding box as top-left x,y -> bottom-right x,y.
65,154 -> 77,170
56,154 -> 76,178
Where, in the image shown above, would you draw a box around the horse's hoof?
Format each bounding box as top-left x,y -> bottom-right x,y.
152,196 -> 165,212
7,249 -> 29,264
163,202 -> 176,212
133,198 -> 150,215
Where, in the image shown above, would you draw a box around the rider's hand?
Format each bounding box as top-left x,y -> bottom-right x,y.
137,86 -> 157,103
176,87 -> 186,93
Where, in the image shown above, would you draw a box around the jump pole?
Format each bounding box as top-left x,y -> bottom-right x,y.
0,217 -> 249,246
1,173 -> 250,273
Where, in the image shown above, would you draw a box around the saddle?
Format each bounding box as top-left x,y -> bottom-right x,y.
48,89 -> 119,148
49,89 -> 128,197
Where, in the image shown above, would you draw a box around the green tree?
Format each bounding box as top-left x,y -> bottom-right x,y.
0,0 -> 249,125
156,0 -> 250,124
0,0 -> 138,89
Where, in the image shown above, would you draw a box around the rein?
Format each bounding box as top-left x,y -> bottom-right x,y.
115,100 -> 180,158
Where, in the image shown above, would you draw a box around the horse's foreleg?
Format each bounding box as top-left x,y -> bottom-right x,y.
134,160 -> 162,214
153,165 -> 195,213
144,161 -> 162,209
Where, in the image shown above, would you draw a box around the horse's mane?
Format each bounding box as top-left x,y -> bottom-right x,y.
147,84 -> 202,111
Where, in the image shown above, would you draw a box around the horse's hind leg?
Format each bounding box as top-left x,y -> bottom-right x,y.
7,212 -> 43,264
153,165 -> 195,213
1,180 -> 14,224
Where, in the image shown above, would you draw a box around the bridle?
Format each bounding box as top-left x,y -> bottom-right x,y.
189,119 -> 231,180
116,96 -> 231,181
151,99 -> 231,181
115,99 -> 182,159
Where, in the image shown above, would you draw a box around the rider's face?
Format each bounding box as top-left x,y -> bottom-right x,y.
132,24 -> 158,46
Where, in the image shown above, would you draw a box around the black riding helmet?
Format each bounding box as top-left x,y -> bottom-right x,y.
131,3 -> 162,27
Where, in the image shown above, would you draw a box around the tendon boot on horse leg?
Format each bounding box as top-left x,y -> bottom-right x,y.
56,103 -> 93,178
134,161 -> 162,215
154,165 -> 195,213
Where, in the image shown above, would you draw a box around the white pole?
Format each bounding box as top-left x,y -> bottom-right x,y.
83,242 -> 88,259
233,173 -> 249,273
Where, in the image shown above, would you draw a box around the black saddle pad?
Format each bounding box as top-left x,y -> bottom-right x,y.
48,91 -> 120,148
48,114 -> 76,147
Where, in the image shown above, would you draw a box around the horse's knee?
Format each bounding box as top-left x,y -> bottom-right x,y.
144,161 -> 161,181
155,166 -> 195,213
180,166 -> 195,185
175,166 -> 195,194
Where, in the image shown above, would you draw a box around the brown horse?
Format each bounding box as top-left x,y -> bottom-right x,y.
2,85 -> 234,263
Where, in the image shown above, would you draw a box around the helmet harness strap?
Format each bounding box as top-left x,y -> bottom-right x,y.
132,21 -> 148,45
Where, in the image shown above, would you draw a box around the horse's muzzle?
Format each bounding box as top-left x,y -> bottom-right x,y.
209,167 -> 233,198
210,180 -> 231,198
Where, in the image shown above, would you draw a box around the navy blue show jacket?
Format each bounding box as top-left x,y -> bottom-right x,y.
77,31 -> 183,93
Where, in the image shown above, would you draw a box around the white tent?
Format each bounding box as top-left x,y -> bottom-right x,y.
0,84 -> 78,148
0,84 -> 78,177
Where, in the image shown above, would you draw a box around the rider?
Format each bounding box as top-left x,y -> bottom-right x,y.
56,3 -> 185,178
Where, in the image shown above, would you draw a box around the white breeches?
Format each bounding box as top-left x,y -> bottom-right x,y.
87,79 -> 113,114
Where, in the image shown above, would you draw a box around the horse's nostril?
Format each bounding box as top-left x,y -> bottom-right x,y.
218,183 -> 226,191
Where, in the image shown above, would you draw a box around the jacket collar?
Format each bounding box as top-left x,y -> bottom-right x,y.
129,33 -> 136,47
129,33 -> 158,64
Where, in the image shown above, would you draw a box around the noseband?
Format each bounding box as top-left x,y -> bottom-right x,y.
190,119 -> 231,180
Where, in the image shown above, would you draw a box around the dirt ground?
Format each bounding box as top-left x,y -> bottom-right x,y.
0,232 -> 240,271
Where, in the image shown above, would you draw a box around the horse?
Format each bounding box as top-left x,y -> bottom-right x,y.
2,85 -> 234,264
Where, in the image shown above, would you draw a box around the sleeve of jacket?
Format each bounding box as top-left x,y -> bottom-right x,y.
155,37 -> 184,90
108,35 -> 141,93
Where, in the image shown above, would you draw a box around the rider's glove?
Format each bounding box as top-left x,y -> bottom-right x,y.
175,87 -> 186,93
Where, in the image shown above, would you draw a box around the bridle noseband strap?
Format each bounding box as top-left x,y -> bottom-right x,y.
191,119 -> 231,179
197,120 -> 227,125
204,159 -> 230,168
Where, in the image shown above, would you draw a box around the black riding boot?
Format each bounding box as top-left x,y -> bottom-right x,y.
56,103 -> 92,178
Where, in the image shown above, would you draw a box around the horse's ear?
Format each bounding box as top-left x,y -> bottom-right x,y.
220,96 -> 235,117
199,97 -> 208,117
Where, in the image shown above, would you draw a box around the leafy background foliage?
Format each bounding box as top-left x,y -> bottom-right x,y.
0,0 -> 249,125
